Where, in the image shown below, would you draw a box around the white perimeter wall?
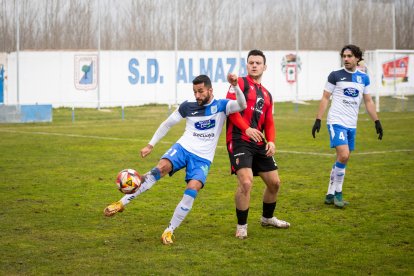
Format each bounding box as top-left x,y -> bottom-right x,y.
3,50 -> 340,107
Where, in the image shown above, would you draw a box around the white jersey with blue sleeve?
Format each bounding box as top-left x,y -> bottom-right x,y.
148,98 -> 232,162
325,68 -> 371,128
175,98 -> 230,162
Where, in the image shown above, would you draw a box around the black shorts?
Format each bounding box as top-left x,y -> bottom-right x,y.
227,139 -> 278,176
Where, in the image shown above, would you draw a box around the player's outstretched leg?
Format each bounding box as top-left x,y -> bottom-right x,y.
161,229 -> 175,245
103,168 -> 161,217
104,201 -> 124,217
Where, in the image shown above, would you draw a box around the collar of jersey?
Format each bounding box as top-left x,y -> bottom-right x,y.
246,75 -> 262,88
343,67 -> 357,74
203,97 -> 216,106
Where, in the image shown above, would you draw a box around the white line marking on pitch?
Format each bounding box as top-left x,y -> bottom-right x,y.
275,149 -> 413,156
1,129 -> 412,156
0,129 -> 143,142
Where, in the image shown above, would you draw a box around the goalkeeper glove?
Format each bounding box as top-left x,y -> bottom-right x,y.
312,119 -> 321,138
375,120 -> 383,140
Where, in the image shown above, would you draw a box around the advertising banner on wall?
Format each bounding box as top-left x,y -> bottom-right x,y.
381,56 -> 409,86
4,50 -> 339,107
365,51 -> 414,97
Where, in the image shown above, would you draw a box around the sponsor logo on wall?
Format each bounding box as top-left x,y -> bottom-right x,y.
281,53 -> 302,84
74,55 -> 98,91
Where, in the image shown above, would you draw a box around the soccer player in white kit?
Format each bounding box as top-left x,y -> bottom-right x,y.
104,74 -> 247,245
312,44 -> 383,208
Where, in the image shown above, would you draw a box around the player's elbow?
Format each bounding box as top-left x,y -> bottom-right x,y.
240,101 -> 247,111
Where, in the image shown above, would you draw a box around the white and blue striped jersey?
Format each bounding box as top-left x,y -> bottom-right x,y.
176,98 -> 230,162
149,98 -> 231,162
324,68 -> 371,128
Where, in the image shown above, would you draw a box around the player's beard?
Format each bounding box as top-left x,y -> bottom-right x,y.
197,95 -> 211,106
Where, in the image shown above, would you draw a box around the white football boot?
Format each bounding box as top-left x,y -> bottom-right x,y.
260,217 -> 290,228
235,224 -> 248,239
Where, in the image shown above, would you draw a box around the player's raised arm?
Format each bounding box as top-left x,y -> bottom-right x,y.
226,75 -> 263,142
226,73 -> 247,114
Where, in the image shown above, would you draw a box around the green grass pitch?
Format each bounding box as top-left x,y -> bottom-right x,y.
0,101 -> 413,275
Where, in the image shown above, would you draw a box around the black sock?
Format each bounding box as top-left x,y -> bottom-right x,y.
262,202 -> 276,218
236,208 -> 249,225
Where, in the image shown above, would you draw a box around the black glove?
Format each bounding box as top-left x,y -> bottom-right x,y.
312,119 -> 321,138
375,120 -> 383,140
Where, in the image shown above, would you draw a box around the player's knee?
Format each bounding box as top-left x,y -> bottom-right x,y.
337,154 -> 349,164
156,159 -> 172,176
267,179 -> 281,193
236,170 -> 253,195
187,180 -> 203,191
238,179 -> 253,195
275,178 -> 281,188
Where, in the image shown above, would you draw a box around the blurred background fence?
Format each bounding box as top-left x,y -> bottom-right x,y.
1,0 -> 413,51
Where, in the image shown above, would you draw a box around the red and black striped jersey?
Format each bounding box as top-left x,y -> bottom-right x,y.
225,75 -> 275,145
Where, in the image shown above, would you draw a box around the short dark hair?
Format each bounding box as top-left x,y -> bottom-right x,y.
341,44 -> 364,64
247,49 -> 266,65
192,74 -> 212,88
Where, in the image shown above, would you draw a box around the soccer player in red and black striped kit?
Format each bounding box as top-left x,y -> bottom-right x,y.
226,49 -> 290,239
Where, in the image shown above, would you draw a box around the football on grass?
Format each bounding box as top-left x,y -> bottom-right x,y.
116,169 -> 142,194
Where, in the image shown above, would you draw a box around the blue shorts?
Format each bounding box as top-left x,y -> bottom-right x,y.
161,143 -> 211,186
327,124 -> 357,151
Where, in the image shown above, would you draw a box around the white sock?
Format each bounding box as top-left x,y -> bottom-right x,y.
333,161 -> 346,194
166,189 -> 198,232
120,168 -> 160,206
326,164 -> 336,195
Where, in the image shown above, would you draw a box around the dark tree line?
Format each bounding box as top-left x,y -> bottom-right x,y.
0,0 -> 413,52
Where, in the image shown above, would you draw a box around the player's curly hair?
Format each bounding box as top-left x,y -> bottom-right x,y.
341,44 -> 364,65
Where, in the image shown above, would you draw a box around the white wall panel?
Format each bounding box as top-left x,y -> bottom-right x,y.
4,50 -> 341,107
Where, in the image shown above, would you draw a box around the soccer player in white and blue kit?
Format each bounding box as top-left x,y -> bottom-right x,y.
104,74 -> 247,244
312,45 -> 383,208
